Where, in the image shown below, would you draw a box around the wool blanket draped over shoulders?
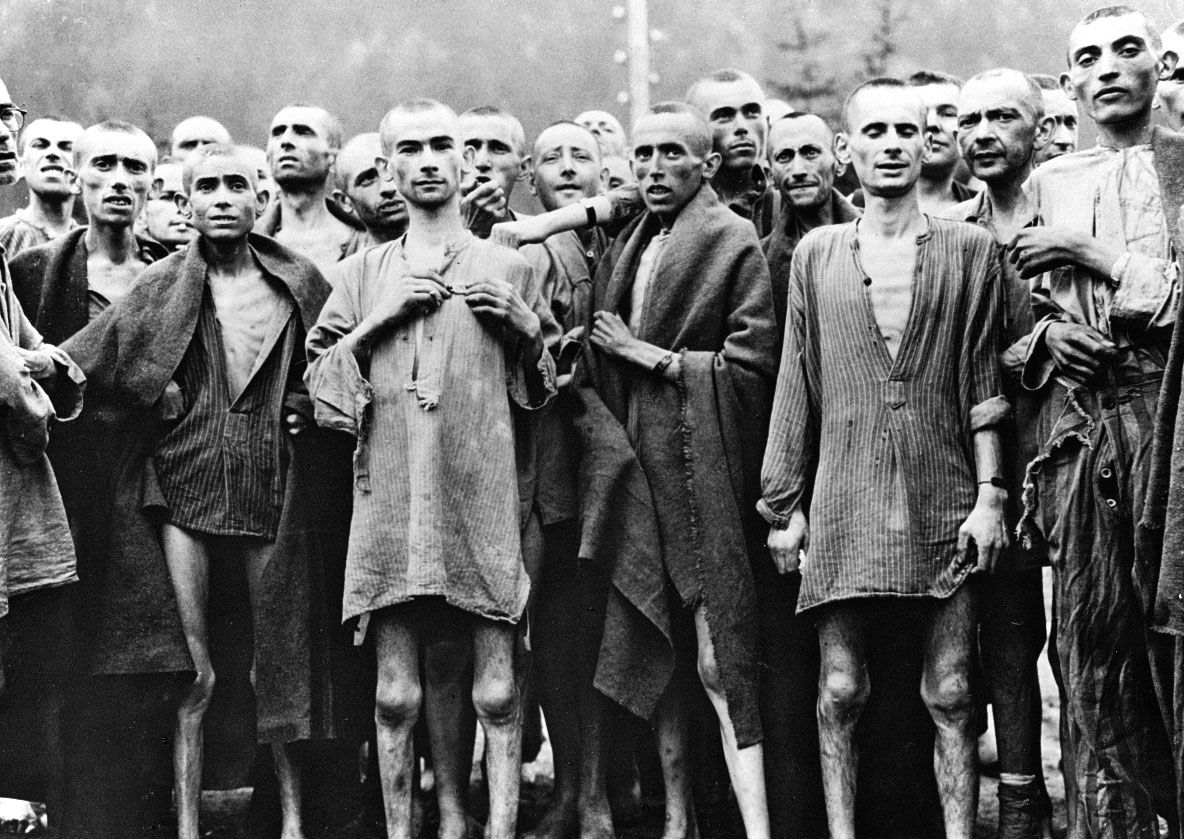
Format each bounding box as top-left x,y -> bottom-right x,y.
60,234 -> 362,744
583,184 -> 778,748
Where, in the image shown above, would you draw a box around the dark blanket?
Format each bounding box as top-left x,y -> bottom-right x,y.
761,188 -> 860,334
1127,125 -> 1184,831
584,183 -> 778,747
10,226 -> 169,344
61,234 -> 355,745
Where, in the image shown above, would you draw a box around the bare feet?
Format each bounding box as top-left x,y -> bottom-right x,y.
659,804 -> 698,839
578,805 -> 615,839
438,806 -> 469,839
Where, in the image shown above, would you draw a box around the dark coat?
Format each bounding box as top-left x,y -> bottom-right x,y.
583,183 -> 778,747
60,234 -> 361,744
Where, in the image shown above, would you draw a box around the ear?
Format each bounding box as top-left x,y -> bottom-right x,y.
333,188 -> 353,211
174,193 -> 191,217
702,151 -> 722,180
1033,115 -> 1055,151
462,145 -> 476,170
515,155 -> 531,183
1161,49 -> 1180,81
921,132 -> 935,164
833,133 -> 851,169
254,189 -> 270,217
1059,72 -> 1077,102
599,165 -> 612,192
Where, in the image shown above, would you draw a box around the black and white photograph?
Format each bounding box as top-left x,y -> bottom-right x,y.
0,1 -> 1181,837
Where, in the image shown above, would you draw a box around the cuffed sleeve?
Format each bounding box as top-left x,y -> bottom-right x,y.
969,394 -> 1011,431
0,339 -> 54,464
504,260 -> 558,411
1020,315 -> 1060,391
305,268 -> 373,437
37,342 -> 85,422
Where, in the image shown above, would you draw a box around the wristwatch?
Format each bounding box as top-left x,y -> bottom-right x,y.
978,477 -> 1007,490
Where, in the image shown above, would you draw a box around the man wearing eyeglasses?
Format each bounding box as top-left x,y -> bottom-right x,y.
0,113 -> 82,258
0,76 -> 85,839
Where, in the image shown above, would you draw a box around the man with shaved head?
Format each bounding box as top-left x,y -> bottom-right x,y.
1009,7 -> 1183,835
459,105 -> 531,239
307,98 -> 556,839
334,132 -> 406,254
687,68 -> 776,235
946,67 -> 1054,839
62,142 -> 332,839
763,112 -> 858,330
762,78 -> 1009,839
142,157 -> 193,252
239,144 -> 276,209
1159,21 -> 1184,126
580,100 -> 776,839
906,70 -> 977,214
170,115 -> 232,161
0,116 -> 82,257
575,109 -> 627,157
515,119 -> 617,839
1031,74 -> 1079,165
258,103 -> 355,271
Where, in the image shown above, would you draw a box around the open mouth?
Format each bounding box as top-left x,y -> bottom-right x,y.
646,185 -> 672,197
40,164 -> 65,174
104,196 -> 133,207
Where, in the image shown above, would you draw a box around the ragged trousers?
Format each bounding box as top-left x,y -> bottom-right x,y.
1024,378 -> 1178,839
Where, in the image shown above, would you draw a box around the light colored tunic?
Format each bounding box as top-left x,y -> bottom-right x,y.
306,234 -> 556,624
0,252 -> 81,618
759,218 -> 1009,612
1023,144 -> 1177,388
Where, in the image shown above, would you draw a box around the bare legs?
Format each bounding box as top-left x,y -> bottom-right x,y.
162,525 -> 305,839
373,603 -> 522,839
162,524 -> 215,839
815,590 -> 978,839
654,606 -> 771,839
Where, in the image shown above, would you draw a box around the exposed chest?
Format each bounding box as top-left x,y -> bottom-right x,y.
87,253 -> 149,306
274,224 -> 350,271
859,238 -> 916,361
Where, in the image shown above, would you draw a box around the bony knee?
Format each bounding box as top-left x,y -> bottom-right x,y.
472,677 -> 519,723
183,667 -> 217,713
922,673 -> 973,720
374,680 -> 422,728
818,671 -> 870,717
696,649 -> 724,697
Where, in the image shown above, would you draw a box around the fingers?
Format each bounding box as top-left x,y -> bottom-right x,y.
956,525 -> 970,567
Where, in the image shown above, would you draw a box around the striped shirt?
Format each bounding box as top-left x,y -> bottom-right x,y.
152,277 -> 297,538
759,217 -> 1009,612
306,234 -> 557,624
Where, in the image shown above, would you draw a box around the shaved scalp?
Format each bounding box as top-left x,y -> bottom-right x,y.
964,68 -> 1045,118
686,67 -> 764,105
641,102 -> 714,158
532,120 -> 601,161
336,131 -> 383,191
461,105 -> 527,156
75,120 -> 157,170
842,77 -> 924,132
18,115 -> 82,155
182,143 -> 260,193
378,98 -> 461,156
275,102 -> 343,150
1167,18 -> 1184,38
1071,6 -> 1161,57
770,111 -> 835,142
1030,73 -> 1063,90
907,69 -> 965,89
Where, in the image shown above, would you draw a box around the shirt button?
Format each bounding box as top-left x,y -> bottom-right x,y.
1100,467 -> 1113,479
1106,498 -> 1118,509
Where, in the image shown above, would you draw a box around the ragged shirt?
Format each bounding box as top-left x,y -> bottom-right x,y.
1023,144 -> 1177,390
0,248 -> 82,618
759,218 -> 1009,612
153,272 -> 298,539
0,208 -> 78,259
306,234 -> 556,624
